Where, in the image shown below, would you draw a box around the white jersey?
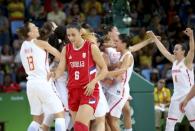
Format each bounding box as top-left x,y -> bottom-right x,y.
20,40 -> 50,80
106,47 -> 121,64
119,52 -> 134,95
171,59 -> 194,100
106,51 -> 134,118
107,51 -> 134,96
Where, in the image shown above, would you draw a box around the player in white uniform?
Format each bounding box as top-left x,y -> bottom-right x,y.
104,34 -> 134,131
18,22 -> 66,131
33,22 -> 72,131
148,28 -> 195,131
42,72 -> 73,131
103,26 -> 154,131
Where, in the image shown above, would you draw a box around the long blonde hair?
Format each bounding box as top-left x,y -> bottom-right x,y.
80,28 -> 97,44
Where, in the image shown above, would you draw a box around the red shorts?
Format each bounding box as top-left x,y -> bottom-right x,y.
68,83 -> 99,112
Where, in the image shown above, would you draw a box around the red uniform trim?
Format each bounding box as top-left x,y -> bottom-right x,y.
109,71 -> 127,113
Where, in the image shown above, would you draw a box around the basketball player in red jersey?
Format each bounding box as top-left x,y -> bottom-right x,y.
48,23 -> 108,131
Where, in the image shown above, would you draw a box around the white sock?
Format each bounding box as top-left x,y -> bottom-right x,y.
27,121 -> 40,131
65,112 -> 70,129
55,118 -> 66,131
124,128 -> 132,131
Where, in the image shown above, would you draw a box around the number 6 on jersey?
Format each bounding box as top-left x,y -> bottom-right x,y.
75,71 -> 80,80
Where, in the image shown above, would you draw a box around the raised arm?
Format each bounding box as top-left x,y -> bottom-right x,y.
183,28 -> 194,69
129,38 -> 153,52
36,40 -> 61,60
148,31 -> 175,63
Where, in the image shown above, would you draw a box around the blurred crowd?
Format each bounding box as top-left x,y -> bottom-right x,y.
0,0 -> 195,93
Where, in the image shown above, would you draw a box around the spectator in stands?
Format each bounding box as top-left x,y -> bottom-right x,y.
154,79 -> 171,131
131,27 -> 149,45
66,4 -> 85,24
150,69 -> 159,84
178,0 -> 191,25
28,0 -> 46,21
47,2 -> 66,26
148,15 -> 166,35
167,0 -> 177,26
186,6 -> 195,29
82,0 -> 102,14
15,64 -> 26,91
12,39 -> 22,64
102,0 -> 112,14
0,0 -> 8,17
7,0 -> 24,20
0,9 -> 10,48
0,73 -> 20,93
139,47 -> 153,69
0,44 -> 15,82
44,0 -> 64,13
139,46 -> 154,81
0,44 -> 14,64
86,7 -> 101,32
168,15 -> 184,42
11,38 -> 26,90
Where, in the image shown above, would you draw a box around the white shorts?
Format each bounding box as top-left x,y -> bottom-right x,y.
167,96 -> 195,122
94,86 -> 109,117
105,82 -> 130,118
54,78 -> 69,110
26,79 -> 64,115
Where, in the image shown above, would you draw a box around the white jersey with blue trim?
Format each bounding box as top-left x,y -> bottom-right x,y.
171,59 -> 194,100
20,40 -> 50,80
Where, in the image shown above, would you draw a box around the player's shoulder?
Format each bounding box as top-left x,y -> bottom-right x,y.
90,43 -> 98,50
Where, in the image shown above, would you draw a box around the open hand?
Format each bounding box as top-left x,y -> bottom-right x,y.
179,99 -> 188,113
84,81 -> 96,96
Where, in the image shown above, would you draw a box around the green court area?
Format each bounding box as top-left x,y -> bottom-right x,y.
0,92 -> 31,131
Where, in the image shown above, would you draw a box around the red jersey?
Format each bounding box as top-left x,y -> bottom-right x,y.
66,41 -> 97,88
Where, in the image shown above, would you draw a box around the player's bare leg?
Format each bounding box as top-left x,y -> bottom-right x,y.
122,101 -> 132,131
107,115 -> 120,131
74,104 -> 94,131
91,116 -> 105,131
